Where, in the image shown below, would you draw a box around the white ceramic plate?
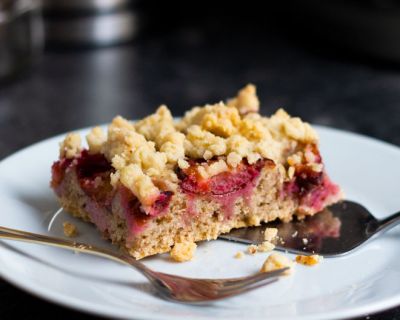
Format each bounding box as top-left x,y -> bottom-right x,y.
0,125 -> 400,320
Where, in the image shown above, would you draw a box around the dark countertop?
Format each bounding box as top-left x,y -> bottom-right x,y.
1,17 -> 400,320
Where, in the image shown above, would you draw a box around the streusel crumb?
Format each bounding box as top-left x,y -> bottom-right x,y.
260,253 -> 294,275
119,164 -> 159,206
63,222 -> 78,237
170,241 -> 197,262
295,254 -> 322,266
234,251 -> 245,259
264,227 -> 278,242
86,127 -> 106,154
58,85 -> 319,207
59,133 -> 81,159
227,84 -> 260,115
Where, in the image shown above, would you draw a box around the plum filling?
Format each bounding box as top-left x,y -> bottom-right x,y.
177,159 -> 268,218
178,159 -> 266,196
75,150 -> 115,204
284,163 -> 341,213
284,165 -> 323,197
51,157 -> 73,190
75,150 -> 113,180
51,150 -> 173,235
298,174 -> 341,213
120,186 -> 173,234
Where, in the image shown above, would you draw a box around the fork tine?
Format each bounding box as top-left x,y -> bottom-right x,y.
169,278 -> 280,303
218,273 -> 284,292
219,278 -> 279,297
194,278 -> 279,302
219,267 -> 288,288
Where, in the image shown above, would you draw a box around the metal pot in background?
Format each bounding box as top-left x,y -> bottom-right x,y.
43,0 -> 140,48
0,0 -> 43,81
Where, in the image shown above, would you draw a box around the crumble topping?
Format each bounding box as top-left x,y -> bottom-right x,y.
295,254 -> 322,266
170,241 -> 197,262
63,221 -> 78,237
135,105 -> 186,163
260,252 -> 294,275
119,164 -> 159,206
59,133 -> 81,159
227,84 -> 260,115
58,85 -> 319,206
86,127 -> 107,154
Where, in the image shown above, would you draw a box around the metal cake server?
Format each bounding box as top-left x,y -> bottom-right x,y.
220,200 -> 400,257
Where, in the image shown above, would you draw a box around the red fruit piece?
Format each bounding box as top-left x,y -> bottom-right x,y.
179,160 -> 265,196
75,150 -> 113,180
51,158 -> 72,188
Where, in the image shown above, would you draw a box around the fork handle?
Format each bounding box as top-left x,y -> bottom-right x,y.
0,226 -> 150,274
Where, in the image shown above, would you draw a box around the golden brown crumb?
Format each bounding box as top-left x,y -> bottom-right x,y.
59,133 -> 81,159
257,241 -> 275,252
247,244 -> 258,255
177,158 -> 190,169
260,253 -> 294,275
119,164 -> 159,206
63,222 -> 78,237
227,84 -> 260,115
295,254 -> 322,266
264,227 -> 278,242
86,127 -> 106,154
227,151 -> 242,167
206,159 -> 229,177
170,241 -> 197,262
234,251 -> 245,259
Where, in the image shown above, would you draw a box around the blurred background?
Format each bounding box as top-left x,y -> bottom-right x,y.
1,0 -> 400,319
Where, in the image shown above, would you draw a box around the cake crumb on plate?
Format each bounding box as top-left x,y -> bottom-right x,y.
295,254 -> 322,266
63,222 -> 78,237
170,241 -> 197,262
260,252 -> 294,275
247,244 -> 258,255
234,251 -> 245,259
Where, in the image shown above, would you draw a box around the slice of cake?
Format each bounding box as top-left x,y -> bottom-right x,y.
51,85 -> 343,259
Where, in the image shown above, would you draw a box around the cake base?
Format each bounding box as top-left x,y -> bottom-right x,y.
54,156 -> 340,259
